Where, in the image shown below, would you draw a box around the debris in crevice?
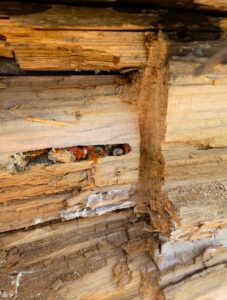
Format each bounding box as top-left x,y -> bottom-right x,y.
8,143 -> 131,173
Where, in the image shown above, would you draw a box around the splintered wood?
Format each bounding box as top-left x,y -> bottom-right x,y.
160,59 -> 227,240
1,2 -> 227,300
0,211 -> 157,300
0,75 -> 140,232
0,4 -> 150,71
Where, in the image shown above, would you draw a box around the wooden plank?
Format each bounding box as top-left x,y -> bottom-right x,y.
151,56 -> 227,240
0,210 -> 157,300
0,146 -> 139,232
153,228 -> 227,272
157,57 -> 227,239
0,74 -> 139,232
159,242 -> 227,299
153,230 -> 227,299
0,75 -> 139,154
1,2 -> 227,72
166,60 -> 227,147
0,20 -> 147,71
162,263 -> 227,300
161,143 -> 227,240
0,3 -> 157,31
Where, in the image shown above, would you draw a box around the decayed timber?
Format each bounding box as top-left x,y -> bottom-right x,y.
0,210 -> 158,300
1,3 -> 227,300
155,231 -> 227,299
154,57 -> 227,240
0,157 -> 138,232
0,74 -> 140,232
1,2 -> 227,72
0,75 -> 138,154
140,35 -> 227,240
0,3 -> 151,71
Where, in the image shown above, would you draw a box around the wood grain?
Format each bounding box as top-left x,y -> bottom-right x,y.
0,210 -> 158,300
0,75 -> 139,154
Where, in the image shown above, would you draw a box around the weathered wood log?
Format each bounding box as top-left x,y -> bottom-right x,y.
155,57 -> 227,240
0,158 -> 138,232
1,3 -> 227,299
149,227 -> 227,299
1,2 -> 227,72
0,75 -> 138,154
0,210 -> 158,300
0,74 -> 139,232
0,3 -> 151,71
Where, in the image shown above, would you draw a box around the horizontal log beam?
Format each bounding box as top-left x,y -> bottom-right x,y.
0,210 -> 157,299
0,154 -> 139,232
0,75 -> 139,154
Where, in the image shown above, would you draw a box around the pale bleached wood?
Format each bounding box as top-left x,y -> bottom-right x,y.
156,57 -> 227,240
0,149 -> 139,232
155,230 -> 227,299
153,227 -> 227,272
0,75 -> 139,154
0,74 -> 140,232
162,263 -> 227,300
0,210 -> 157,300
161,143 -> 227,240
166,60 -> 227,147
162,143 -> 227,188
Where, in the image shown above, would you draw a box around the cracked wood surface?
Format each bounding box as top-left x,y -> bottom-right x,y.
153,55 -> 227,240
1,2 -> 227,72
0,75 -> 139,232
0,4 -> 227,300
0,3 -> 149,71
0,210 -> 158,300
0,75 -> 139,154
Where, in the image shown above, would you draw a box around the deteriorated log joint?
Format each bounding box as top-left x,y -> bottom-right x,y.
136,32 -> 176,236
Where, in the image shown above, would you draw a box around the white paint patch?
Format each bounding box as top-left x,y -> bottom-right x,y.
11,270 -> 33,299
95,201 -> 135,216
61,208 -> 93,220
156,228 -> 227,271
61,187 -> 135,221
33,217 -> 42,225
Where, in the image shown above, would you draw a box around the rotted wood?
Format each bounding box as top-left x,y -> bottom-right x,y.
1,2 -> 227,72
150,227 -> 227,299
136,32 -> 169,230
159,58 -> 227,240
0,74 -> 140,232
0,3 -> 152,71
0,75 -> 138,154
0,210 -> 158,300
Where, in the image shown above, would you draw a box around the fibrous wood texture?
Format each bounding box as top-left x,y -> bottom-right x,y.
0,3 -> 150,71
0,74 -> 139,232
1,2 -> 227,72
0,210 -> 158,300
1,2 -> 227,300
159,58 -> 227,240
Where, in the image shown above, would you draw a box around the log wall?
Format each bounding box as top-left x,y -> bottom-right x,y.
1,2 -> 227,299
